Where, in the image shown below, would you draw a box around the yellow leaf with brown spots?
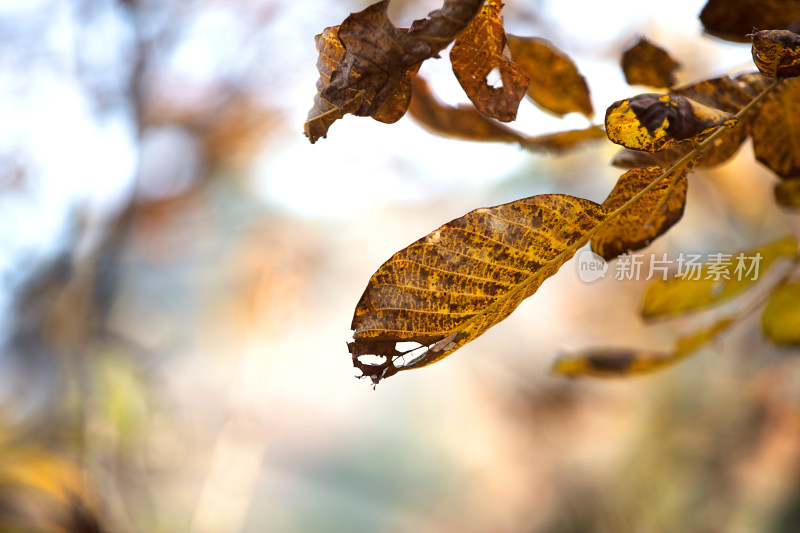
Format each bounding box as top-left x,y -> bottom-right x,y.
621,37 -> 680,88
641,236 -> 798,318
450,0 -> 529,122
304,0 -> 485,143
408,77 -> 605,152
605,93 -> 737,152
751,77 -> 800,178
591,164 -> 695,261
349,195 -> 608,383
775,178 -> 800,208
750,30 -> 800,78
762,282 -> 800,345
553,318 -> 734,377
506,34 -> 593,118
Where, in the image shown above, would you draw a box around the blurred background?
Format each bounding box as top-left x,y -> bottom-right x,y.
1,0 -> 800,531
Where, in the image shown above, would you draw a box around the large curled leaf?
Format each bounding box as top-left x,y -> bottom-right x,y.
612,75 -> 757,169
605,93 -> 737,152
621,37 -> 679,88
450,0 -> 529,122
700,0 -> 800,42
553,318 -> 733,377
761,282 -> 800,345
304,0 -> 484,143
506,35 -> 593,118
591,163 -> 694,261
775,178 -> 800,208
407,77 -> 605,152
349,195 -> 607,383
751,77 -> 800,178
641,236 -> 798,318
750,30 -> 800,78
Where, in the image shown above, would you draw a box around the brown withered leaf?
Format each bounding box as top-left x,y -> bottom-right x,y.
750,29 -> 800,78
736,71 -> 775,99
450,0 -> 529,122
775,178 -> 800,208
605,93 -> 737,152
700,0 -> 800,42
762,282 -> 800,345
591,163 -> 695,261
408,77 -> 605,152
553,317 -> 733,377
349,195 -> 608,383
517,126 -> 606,153
621,37 -> 680,88
304,0 -> 484,143
408,77 -> 524,143
751,77 -> 800,178
506,35 -> 593,118
641,236 -> 798,318
612,145 -> 692,169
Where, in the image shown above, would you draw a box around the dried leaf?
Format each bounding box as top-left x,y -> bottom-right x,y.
553,318 -> 734,377
591,164 -> 694,261
450,0 -> 529,122
621,37 -> 680,88
506,34 -> 593,117
750,30 -> 800,78
641,236 -> 798,318
611,145 -> 692,169
605,93 -> 737,152
408,77 -> 604,152
408,77 -> 525,143
670,75 -> 756,166
751,77 -> 800,178
775,178 -> 800,208
761,282 -> 800,345
349,195 -> 607,383
700,0 -> 800,42
304,0 -> 484,143
517,126 -> 606,153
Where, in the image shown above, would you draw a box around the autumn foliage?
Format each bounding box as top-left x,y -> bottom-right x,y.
305,0 -> 800,384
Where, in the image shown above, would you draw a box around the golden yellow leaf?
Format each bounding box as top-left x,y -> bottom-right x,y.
621,37 -> 680,88
450,0 -> 529,122
552,318 -> 734,377
349,195 -> 607,383
407,77 -> 605,152
591,164 -> 694,261
641,236 -> 798,318
304,0 -> 484,143
774,178 -> 800,208
700,0 -> 800,42
611,145 -> 691,169
750,29 -> 800,78
751,77 -> 800,178
761,282 -> 800,345
605,93 -> 737,152
506,34 -> 593,118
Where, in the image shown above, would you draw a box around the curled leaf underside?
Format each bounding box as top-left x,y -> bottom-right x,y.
349,195 -> 607,383
304,0 -> 484,142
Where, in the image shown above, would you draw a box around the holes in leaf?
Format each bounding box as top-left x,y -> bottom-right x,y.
486,66 -> 503,89
356,354 -> 385,366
